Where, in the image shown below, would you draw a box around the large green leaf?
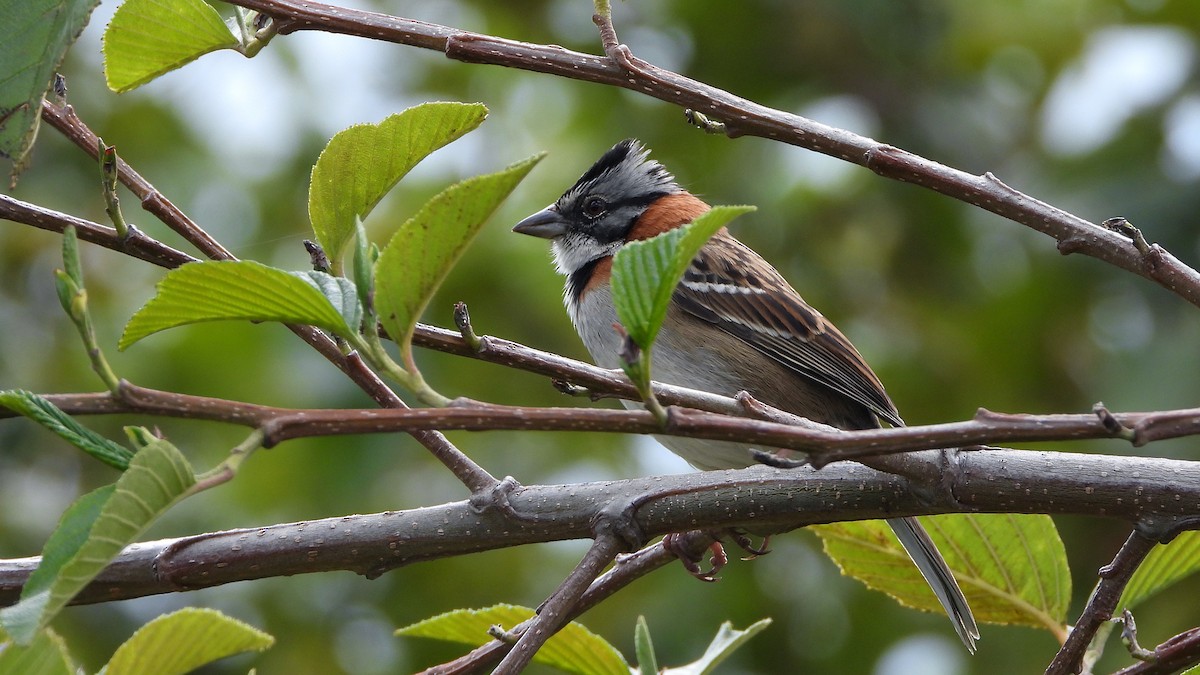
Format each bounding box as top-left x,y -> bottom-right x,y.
120,261 -> 357,350
0,436 -> 195,643
102,0 -> 238,93
0,626 -> 74,675
374,153 -> 542,354
610,205 -> 754,349
308,102 -> 489,269
397,604 -> 628,675
102,608 -> 274,675
0,0 -> 99,170
0,390 -> 133,470
1119,531 -> 1200,611
813,514 -> 1070,631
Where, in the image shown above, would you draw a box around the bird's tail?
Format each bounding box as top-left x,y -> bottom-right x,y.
886,516 -> 979,653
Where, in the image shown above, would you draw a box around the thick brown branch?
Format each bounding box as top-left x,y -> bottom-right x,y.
2,453 -> 1197,608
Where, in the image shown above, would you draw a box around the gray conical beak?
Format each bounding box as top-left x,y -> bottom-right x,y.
513,205 -> 568,239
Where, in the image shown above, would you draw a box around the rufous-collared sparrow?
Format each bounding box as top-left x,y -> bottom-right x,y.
513,139 -> 978,651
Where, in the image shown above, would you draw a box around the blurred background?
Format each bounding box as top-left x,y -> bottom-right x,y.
4,1 -> 1200,673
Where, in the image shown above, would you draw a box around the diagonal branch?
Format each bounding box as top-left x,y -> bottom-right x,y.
40,100 -> 235,261
418,536 -> 699,673
493,536 -> 623,673
1045,531 -> 1159,675
30,97 -> 500,494
223,0 -> 1200,309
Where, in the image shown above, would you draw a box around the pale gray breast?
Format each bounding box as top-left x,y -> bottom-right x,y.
572,286 -> 785,470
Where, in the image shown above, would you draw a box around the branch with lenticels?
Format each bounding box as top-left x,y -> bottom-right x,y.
2,451 -> 1198,609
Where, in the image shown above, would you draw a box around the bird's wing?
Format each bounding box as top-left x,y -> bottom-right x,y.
673,230 -> 903,427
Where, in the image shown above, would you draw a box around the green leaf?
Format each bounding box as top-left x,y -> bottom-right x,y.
0,390 -> 133,470
633,616 -> 657,675
103,608 -> 274,675
610,205 -> 755,348
0,435 -> 195,643
0,625 -> 74,675
1119,531 -> 1200,611
0,0 -> 100,172
0,485 -> 113,644
102,0 -> 238,93
120,260 -> 357,350
397,604 -> 628,675
374,153 -> 543,355
309,102 -> 489,269
812,514 -> 1070,631
661,619 -> 772,675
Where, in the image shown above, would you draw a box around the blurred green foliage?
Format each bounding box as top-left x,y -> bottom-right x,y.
4,1 -> 1200,673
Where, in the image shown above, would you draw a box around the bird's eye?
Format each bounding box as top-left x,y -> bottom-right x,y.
582,196 -> 607,218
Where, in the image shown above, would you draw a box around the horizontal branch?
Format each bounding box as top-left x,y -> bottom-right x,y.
2,449 -> 1198,607
0,193 -> 194,269
225,0 -> 1200,309
14,382 -> 1200,467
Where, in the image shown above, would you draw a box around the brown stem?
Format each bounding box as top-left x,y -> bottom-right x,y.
40,100 -> 235,261
1045,532 -> 1159,675
0,193 -> 193,268
493,536 -> 623,673
418,536 -> 698,673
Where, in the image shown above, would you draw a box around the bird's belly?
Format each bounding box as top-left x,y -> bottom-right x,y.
574,288 -> 763,470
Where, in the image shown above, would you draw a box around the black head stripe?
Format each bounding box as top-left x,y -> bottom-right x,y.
566,139 -> 639,197
559,139 -> 681,205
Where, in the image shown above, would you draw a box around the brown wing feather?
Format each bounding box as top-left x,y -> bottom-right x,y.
674,230 -> 903,427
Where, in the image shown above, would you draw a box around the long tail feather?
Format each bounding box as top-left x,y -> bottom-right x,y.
887,516 -> 979,652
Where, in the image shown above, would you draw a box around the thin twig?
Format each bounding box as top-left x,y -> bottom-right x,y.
33,98 -> 499,494
418,535 -> 705,673
0,193 -> 193,268
1045,531 -> 1159,675
41,100 -> 235,260
493,536 -> 623,673
1112,626 -> 1200,675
